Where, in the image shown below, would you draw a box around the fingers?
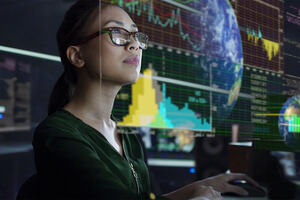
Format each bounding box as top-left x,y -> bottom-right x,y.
226,184 -> 249,196
229,173 -> 261,187
192,185 -> 223,200
206,186 -> 223,200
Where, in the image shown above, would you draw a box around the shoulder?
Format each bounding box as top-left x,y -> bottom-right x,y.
33,109 -> 82,143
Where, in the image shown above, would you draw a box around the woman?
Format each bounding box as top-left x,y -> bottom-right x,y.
28,0 -> 259,199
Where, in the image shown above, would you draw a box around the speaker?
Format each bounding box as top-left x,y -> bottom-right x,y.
194,136 -> 229,180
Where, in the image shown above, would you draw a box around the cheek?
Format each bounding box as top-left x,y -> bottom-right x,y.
100,41 -> 142,84
81,42 -> 101,78
100,43 -> 122,73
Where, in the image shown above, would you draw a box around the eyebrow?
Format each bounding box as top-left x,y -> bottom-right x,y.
103,19 -> 137,29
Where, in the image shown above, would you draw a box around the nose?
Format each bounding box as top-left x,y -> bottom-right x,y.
126,35 -> 140,51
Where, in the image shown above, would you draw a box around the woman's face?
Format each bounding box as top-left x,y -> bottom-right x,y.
80,6 -> 142,85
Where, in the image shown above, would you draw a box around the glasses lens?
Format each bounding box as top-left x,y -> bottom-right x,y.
135,32 -> 149,50
109,28 -> 149,49
111,28 -> 130,45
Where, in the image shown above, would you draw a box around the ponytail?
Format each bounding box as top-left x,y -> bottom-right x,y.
48,72 -> 75,115
47,0 -> 99,116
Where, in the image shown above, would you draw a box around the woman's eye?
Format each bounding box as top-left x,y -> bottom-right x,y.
112,29 -> 121,34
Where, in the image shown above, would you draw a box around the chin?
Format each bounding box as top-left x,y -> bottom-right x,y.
120,71 -> 140,85
121,76 -> 140,86
102,70 -> 140,85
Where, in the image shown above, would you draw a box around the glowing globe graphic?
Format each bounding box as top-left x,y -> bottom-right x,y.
190,0 -> 243,120
278,95 -> 300,150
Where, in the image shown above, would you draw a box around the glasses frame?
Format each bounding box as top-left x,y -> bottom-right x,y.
71,26 -> 149,50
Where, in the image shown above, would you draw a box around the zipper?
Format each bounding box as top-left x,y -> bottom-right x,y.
121,134 -> 140,197
129,162 -> 140,195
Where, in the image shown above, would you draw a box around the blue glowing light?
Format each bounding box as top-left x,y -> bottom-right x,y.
189,168 -> 196,173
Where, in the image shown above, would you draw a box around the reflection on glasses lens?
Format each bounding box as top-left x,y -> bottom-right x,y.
110,28 -> 149,50
135,33 -> 148,49
113,37 -> 127,45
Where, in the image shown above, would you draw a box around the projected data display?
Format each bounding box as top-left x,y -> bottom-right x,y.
113,44 -> 212,131
283,75 -> 300,97
284,1 -> 300,77
229,0 -> 284,71
110,0 -> 201,52
219,65 -> 300,151
109,0 -> 244,132
217,65 -> 285,139
245,67 -> 284,139
104,0 -> 300,152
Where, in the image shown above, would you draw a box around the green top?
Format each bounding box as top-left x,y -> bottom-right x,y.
33,108 -> 168,200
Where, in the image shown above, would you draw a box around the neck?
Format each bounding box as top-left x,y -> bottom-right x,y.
64,78 -> 121,126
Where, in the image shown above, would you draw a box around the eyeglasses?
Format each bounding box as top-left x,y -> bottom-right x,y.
71,27 -> 149,50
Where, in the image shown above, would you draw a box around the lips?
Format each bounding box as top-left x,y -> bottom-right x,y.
123,56 -> 140,66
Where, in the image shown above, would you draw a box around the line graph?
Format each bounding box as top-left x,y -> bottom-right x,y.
245,26 -> 280,61
107,0 -> 202,51
230,0 -> 283,71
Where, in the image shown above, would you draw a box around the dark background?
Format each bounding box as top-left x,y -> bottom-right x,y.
0,0 -> 300,200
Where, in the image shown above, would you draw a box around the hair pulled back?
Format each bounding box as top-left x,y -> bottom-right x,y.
48,0 -> 99,115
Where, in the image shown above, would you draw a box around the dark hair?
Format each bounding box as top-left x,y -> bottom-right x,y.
48,0 -> 99,116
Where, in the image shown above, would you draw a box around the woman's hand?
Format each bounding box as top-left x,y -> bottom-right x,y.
163,173 -> 260,199
194,173 -> 261,196
163,183 -> 223,200
189,185 -> 223,200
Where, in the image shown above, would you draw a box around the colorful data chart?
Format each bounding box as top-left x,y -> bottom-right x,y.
118,68 -> 211,131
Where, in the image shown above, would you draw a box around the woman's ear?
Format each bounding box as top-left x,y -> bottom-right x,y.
66,46 -> 85,68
